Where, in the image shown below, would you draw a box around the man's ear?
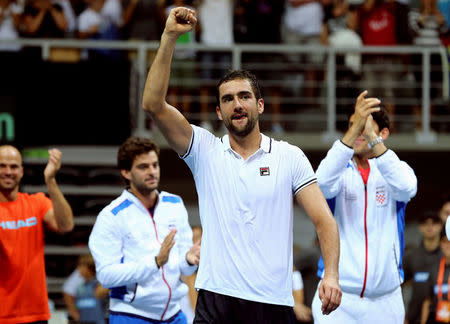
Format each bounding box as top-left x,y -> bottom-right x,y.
258,98 -> 264,114
120,169 -> 130,181
380,127 -> 390,141
216,106 -> 223,121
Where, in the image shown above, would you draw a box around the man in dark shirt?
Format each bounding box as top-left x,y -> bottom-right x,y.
403,212 -> 443,324
421,230 -> 450,323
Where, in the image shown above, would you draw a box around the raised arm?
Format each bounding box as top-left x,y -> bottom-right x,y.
43,149 -> 74,233
142,7 -> 197,156
295,183 -> 341,315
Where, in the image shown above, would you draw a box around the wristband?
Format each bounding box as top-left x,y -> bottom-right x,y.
368,136 -> 383,149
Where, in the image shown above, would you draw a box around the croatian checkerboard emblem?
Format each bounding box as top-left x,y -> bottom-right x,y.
260,167 -> 270,176
376,190 -> 386,205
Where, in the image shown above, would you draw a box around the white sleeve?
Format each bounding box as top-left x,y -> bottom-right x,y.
180,124 -> 217,177
446,217 -> 450,240
375,150 -> 417,202
292,270 -> 304,291
62,269 -> 84,296
316,140 -> 354,199
176,198 -> 198,276
290,144 -> 317,195
88,210 -> 159,288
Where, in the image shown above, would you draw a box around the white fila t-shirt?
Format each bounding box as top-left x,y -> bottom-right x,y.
181,125 -> 317,306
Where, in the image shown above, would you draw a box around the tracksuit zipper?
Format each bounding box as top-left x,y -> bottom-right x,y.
148,209 -> 173,321
360,183 -> 368,298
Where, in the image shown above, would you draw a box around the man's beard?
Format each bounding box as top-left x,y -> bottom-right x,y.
133,179 -> 158,196
224,115 -> 257,137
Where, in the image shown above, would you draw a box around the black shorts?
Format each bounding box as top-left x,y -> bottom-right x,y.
193,289 -> 296,324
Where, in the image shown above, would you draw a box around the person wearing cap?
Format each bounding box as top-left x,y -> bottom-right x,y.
420,230 -> 450,323
404,212 -> 443,324
313,91 -> 418,323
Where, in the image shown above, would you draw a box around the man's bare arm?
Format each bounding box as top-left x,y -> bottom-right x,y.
43,149 -> 74,233
142,7 -> 196,156
295,183 -> 342,315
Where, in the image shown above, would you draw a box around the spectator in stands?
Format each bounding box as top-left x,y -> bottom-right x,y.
121,0 -> 162,40
197,0 -> 234,132
234,0 -> 286,133
321,0 -> 363,131
63,266 -> 85,322
0,0 -> 22,52
438,0 -> 450,27
281,0 -> 325,108
293,265 -> 313,322
21,0 -> 69,37
349,0 -> 412,129
439,193 -> 450,223
409,0 -> 448,130
0,145 -> 74,324
403,211 -> 443,324
77,0 -> 122,60
294,236 -> 321,324
420,229 -> 450,323
0,0 -> 22,92
88,136 -> 200,323
64,254 -> 109,324
54,0 -> 76,34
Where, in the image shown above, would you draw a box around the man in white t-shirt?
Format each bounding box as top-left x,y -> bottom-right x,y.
141,7 -> 342,323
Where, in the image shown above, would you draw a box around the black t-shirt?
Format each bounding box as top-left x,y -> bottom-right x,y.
403,243 -> 442,324
423,260 -> 450,324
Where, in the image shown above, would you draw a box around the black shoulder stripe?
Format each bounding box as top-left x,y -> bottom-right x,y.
294,178 -> 317,195
181,129 -> 195,160
269,138 -> 272,153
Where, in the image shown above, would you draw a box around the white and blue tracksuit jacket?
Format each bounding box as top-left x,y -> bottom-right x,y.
316,140 -> 417,298
88,190 -> 197,321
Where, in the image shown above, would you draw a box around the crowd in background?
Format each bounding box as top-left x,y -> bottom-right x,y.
1,0 -> 450,132
0,0 -> 449,46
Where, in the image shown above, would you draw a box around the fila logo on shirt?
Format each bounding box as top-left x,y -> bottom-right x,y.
260,167 -> 270,176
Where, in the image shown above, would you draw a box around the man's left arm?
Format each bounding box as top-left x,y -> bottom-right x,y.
43,149 -> 74,233
295,183 -> 342,315
363,115 -> 417,202
375,150 -> 417,202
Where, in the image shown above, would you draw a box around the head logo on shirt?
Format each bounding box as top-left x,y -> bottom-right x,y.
260,167 -> 270,176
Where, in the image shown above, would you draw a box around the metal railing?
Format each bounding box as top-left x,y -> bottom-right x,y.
1,38 -> 448,144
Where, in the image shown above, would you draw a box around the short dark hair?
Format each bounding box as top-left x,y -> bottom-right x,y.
372,106 -> 390,131
117,136 -> 160,172
419,210 -> 442,224
347,106 -> 391,131
215,70 -> 262,106
78,254 -> 96,274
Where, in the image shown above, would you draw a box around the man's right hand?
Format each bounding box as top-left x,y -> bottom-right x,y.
164,7 -> 197,38
351,90 -> 381,134
342,90 -> 381,147
156,229 -> 177,267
